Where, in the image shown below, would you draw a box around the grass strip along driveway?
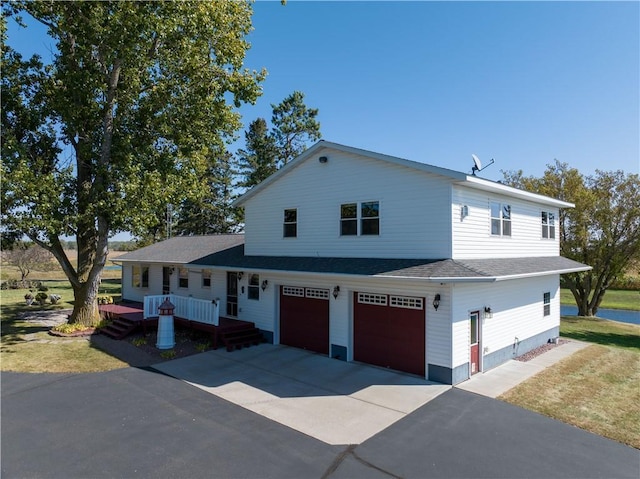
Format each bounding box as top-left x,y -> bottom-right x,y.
501,316 -> 640,449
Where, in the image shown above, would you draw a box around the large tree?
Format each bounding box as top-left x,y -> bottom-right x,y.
271,90 -> 321,166
502,161 -> 640,316
1,1 -> 264,325
236,117 -> 279,188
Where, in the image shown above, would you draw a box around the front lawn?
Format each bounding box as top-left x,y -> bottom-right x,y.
500,317 -> 640,449
1,279 -> 127,373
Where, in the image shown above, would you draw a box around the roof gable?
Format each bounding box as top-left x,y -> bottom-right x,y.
233,141 -> 573,209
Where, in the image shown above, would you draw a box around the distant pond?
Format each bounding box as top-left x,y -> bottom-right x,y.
561,306 -> 640,326
103,265 -> 122,271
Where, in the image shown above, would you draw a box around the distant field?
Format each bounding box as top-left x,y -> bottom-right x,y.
1,250 -> 125,282
561,288 -> 639,311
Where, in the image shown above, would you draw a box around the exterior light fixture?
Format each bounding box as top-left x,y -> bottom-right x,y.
319,156 -> 328,163
237,271 -> 244,280
433,294 -> 441,311
333,286 -> 340,299
484,306 -> 493,318
261,279 -> 268,291
169,267 -> 175,275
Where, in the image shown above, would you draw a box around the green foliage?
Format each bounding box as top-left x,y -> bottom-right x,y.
132,337 -> 148,347
271,91 -> 321,166
160,350 -> 176,360
195,342 -> 210,353
51,322 -> 91,334
503,162 -> 640,316
236,118 -> 279,188
2,2 -> 265,325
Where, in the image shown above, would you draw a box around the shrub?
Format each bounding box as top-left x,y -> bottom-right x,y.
49,294 -> 62,304
37,284 -> 49,292
98,296 -> 114,305
160,350 -> 176,360
52,322 -> 91,334
35,292 -> 48,304
132,337 -> 147,347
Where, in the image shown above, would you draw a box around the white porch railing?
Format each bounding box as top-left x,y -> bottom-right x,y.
143,294 -> 220,326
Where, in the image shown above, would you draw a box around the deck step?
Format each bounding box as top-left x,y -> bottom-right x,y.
221,326 -> 265,352
101,317 -> 139,340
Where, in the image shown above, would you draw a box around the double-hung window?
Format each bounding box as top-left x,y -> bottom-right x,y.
178,267 -> 189,289
543,292 -> 551,316
491,202 -> 511,236
202,269 -> 211,288
248,273 -> 260,300
541,211 -> 556,239
340,201 -> 379,236
283,209 -> 297,238
132,265 -> 149,288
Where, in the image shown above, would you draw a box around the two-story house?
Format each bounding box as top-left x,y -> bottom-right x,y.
117,141 -> 590,384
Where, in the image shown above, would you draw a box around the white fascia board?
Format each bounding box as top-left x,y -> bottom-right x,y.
461,176 -> 575,208
492,265 -> 592,282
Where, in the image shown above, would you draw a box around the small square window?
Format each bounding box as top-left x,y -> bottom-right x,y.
283,209 -> 297,238
248,273 -> 260,300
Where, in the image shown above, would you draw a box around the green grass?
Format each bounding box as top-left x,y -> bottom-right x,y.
561,288 -> 640,311
561,316 -> 640,350
500,317 -> 640,449
1,278 -> 127,373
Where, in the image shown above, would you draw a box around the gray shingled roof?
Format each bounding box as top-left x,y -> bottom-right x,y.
115,235 -> 245,264
116,235 -> 590,281
191,244 -> 590,281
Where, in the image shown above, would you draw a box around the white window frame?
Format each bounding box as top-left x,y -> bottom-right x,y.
283,208 -> 297,238
541,211 -> 556,239
248,273 -> 260,300
178,267 -> 189,289
202,269 -> 212,289
490,201 -> 511,237
340,201 -> 380,236
543,292 -> 551,316
132,264 -> 149,289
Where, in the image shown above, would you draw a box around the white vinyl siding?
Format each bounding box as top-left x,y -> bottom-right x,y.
452,185 -> 560,259
243,148 -> 452,259
450,276 -> 561,370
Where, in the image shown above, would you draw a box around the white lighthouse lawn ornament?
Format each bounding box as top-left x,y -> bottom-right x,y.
156,297 -> 175,350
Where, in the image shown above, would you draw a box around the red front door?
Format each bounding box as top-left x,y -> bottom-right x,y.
470,311 -> 480,375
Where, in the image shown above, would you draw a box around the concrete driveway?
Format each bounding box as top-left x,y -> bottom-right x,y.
153,344 -> 450,445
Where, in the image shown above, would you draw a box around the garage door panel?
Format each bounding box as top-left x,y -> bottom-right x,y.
280,287 -> 329,355
354,292 -> 425,376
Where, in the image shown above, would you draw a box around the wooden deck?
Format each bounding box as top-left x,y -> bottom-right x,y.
99,302 -> 263,350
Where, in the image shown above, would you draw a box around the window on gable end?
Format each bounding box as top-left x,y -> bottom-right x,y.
283,208 -> 297,238
361,201 -> 380,235
491,202 -> 511,237
542,211 -> 555,239
340,203 -> 357,236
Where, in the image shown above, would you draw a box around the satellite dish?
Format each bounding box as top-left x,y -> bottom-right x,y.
471,154 -> 494,176
471,154 -> 482,174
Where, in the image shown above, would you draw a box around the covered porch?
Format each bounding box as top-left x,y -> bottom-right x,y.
99,295 -> 264,351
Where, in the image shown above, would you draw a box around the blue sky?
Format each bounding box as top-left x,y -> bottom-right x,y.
6,0 -> 639,183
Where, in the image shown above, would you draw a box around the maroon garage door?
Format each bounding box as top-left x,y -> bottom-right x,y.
280,286 -> 329,355
354,292 -> 425,376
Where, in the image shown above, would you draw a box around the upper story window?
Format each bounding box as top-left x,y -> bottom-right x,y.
543,292 -> 551,316
283,208 -> 297,238
248,273 -> 260,300
541,211 -> 556,239
491,202 -> 511,236
202,269 -> 211,288
178,267 -> 189,289
340,201 -> 379,236
132,265 -> 149,288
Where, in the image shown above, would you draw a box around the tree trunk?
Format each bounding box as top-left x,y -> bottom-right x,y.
69,277 -> 102,326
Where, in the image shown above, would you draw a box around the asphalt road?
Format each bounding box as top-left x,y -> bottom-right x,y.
2,367 -> 638,478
